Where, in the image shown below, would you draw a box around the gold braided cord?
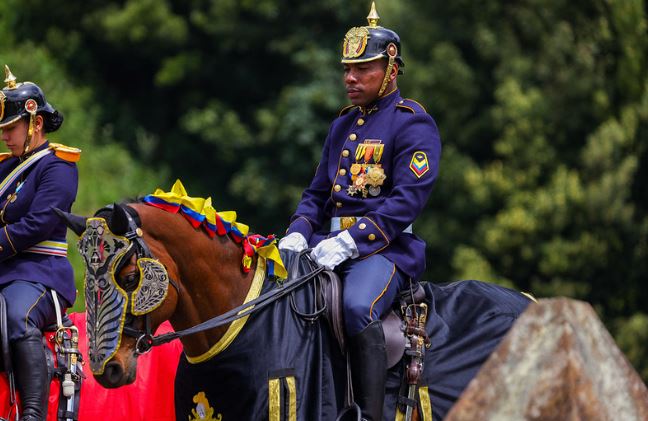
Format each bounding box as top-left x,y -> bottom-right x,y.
23,113 -> 35,155
0,91 -> 5,121
378,55 -> 395,97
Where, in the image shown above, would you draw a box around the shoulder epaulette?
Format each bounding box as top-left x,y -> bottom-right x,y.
49,143 -> 81,163
396,98 -> 428,114
338,104 -> 358,117
0,153 -> 12,163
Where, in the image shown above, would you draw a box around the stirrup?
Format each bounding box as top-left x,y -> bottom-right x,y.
335,402 -> 361,421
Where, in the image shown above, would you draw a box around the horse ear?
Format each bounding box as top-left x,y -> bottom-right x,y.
109,203 -> 131,235
53,208 -> 87,236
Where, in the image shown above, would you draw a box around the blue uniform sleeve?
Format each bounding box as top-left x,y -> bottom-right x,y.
0,159 -> 78,261
347,113 -> 441,258
286,128 -> 333,241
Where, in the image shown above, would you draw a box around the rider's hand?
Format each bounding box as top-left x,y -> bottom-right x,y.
278,232 -> 308,252
310,231 -> 359,270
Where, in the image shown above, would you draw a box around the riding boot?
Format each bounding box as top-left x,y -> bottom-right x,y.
349,320 -> 387,421
12,329 -> 49,421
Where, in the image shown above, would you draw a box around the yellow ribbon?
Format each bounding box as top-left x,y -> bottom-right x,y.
150,180 -> 285,278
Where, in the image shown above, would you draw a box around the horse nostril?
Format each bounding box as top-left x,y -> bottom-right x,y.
104,361 -> 124,385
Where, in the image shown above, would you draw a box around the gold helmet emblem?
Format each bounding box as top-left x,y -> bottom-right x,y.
343,27 -> 369,59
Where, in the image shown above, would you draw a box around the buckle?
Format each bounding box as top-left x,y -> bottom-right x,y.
340,216 -> 357,230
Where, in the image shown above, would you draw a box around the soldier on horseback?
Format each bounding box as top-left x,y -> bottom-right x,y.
0,66 -> 80,421
279,3 -> 442,420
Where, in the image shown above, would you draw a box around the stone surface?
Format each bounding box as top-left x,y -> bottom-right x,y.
444,298 -> 648,421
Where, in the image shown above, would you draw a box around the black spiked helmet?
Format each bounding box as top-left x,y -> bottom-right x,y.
0,65 -> 61,132
341,2 -> 404,69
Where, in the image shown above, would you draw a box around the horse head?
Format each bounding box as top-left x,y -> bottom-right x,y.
59,203 -> 182,387
59,201 -> 254,388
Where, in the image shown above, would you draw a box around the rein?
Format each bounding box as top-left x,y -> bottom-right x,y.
115,206 -> 324,353
150,260 -> 324,347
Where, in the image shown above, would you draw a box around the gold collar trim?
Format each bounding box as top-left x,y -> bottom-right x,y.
186,257 -> 266,364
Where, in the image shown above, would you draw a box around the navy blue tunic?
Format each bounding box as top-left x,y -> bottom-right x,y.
286,89 -> 441,280
0,141 -> 79,305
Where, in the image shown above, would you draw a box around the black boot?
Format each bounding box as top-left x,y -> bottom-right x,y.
349,320 -> 387,421
12,329 -> 49,421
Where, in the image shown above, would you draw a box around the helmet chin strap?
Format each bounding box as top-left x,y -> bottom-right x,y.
378,55 -> 395,97
22,114 -> 35,156
21,101 -> 38,157
378,43 -> 399,97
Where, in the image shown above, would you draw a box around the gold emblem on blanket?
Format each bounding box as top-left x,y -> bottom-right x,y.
188,391 -> 222,421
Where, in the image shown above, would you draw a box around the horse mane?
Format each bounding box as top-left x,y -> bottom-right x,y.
99,181 -> 286,279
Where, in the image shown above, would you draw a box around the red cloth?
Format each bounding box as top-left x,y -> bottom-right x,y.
0,313 -> 182,421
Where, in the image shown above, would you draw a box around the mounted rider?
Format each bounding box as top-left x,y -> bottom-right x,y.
0,65 -> 80,421
279,3 -> 442,420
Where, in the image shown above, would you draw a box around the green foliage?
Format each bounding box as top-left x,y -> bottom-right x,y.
1,0 -> 647,380
0,28 -> 167,312
615,313 -> 648,380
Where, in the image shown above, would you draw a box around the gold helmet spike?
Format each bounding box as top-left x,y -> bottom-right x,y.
4,65 -> 17,90
367,2 -> 380,28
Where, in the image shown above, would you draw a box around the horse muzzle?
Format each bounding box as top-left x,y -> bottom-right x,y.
94,359 -> 137,388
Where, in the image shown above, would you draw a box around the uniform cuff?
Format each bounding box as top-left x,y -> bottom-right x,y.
0,226 -> 18,261
336,230 -> 359,259
347,217 -> 389,258
286,216 -> 314,241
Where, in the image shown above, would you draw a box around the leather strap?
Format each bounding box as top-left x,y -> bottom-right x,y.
330,216 -> 412,234
0,148 -> 51,198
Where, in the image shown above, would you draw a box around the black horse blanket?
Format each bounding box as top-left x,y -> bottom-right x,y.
174,260 -> 530,421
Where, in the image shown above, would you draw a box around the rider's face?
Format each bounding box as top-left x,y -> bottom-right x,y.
343,60 -> 387,107
1,119 -> 28,157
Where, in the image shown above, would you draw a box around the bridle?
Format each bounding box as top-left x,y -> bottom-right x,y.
80,204 -> 325,375
104,205 -> 181,356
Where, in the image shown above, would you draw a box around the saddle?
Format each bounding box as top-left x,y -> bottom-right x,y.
284,250 -> 426,368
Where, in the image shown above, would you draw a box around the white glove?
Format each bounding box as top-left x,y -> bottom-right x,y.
310,230 -> 359,270
278,232 -> 308,252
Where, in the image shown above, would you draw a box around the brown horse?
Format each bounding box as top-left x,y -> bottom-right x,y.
59,199 -> 531,421
71,202 -> 254,387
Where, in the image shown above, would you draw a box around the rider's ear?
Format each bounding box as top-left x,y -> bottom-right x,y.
53,207 -> 87,236
109,203 -> 131,235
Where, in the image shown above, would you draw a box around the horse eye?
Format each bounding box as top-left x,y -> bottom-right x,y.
122,273 -> 139,290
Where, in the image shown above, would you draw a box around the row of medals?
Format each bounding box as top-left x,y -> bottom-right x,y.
346,142 -> 386,198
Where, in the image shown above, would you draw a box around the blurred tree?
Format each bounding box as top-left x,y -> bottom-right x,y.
0,0 -> 166,311
400,0 -> 648,377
